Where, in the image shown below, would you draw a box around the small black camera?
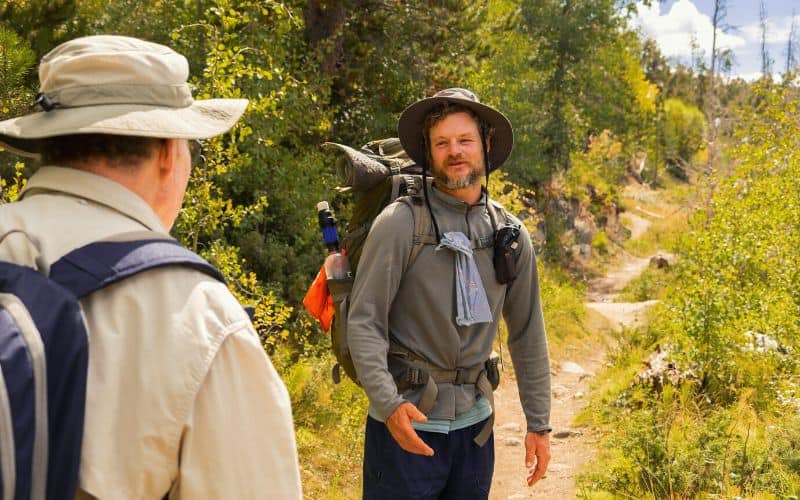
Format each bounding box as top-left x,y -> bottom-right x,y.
493,224 -> 521,284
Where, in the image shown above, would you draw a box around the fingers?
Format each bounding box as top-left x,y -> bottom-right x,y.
524,431 -> 551,486
526,455 -> 549,486
406,403 -> 429,424
386,403 -> 435,456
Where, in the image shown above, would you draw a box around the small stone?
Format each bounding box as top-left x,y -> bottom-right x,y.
553,429 -> 582,439
498,422 -> 522,433
504,437 -> 523,447
560,361 -> 586,375
573,391 -> 585,399
551,384 -> 569,398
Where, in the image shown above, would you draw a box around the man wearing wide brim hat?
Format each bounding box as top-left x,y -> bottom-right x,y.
0,35 -> 301,499
348,88 -> 552,499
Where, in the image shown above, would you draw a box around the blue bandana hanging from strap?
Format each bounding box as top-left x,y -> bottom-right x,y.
436,231 -> 493,326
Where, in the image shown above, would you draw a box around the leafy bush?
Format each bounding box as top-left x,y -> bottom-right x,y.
565,130 -> 626,207
662,98 -> 706,169
581,83 -> 800,497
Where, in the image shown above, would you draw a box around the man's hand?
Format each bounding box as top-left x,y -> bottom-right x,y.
524,431 -> 551,486
385,403 -> 435,456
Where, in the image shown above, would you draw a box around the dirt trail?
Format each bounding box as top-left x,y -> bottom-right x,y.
490,192 -> 664,499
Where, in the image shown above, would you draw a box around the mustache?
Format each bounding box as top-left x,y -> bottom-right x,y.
446,155 -> 467,165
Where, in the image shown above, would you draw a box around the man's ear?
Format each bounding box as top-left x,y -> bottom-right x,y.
156,138 -> 179,179
485,127 -> 494,153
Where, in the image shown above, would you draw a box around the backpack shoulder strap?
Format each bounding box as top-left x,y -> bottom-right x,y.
49,231 -> 225,299
396,194 -> 436,272
487,198 -> 511,229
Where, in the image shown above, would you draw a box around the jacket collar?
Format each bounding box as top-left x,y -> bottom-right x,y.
430,183 -> 487,213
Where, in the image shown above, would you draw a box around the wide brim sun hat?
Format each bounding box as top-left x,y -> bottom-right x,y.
397,88 -> 513,173
0,35 -> 248,158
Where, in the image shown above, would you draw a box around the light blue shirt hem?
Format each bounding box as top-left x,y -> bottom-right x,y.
368,398 -> 492,434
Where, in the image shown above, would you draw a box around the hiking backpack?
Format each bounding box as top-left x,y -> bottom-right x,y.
321,138 -> 509,385
0,231 -> 225,500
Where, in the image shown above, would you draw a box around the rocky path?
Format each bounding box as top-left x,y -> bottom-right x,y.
490,203 -> 664,499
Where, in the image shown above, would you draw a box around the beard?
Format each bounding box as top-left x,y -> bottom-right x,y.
431,156 -> 484,190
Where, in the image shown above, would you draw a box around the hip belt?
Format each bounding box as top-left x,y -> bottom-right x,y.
389,339 -> 499,447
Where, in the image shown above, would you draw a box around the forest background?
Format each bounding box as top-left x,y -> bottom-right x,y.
2,0 -> 800,497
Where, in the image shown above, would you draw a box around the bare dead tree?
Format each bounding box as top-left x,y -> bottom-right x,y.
706,0 -> 729,171
760,0 -> 773,78
787,10 -> 799,75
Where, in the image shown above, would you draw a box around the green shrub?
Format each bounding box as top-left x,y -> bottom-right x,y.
592,230 -> 609,255
582,83 -> 800,497
662,98 -> 706,168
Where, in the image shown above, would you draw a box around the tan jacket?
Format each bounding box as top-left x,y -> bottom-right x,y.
0,167 -> 301,499
348,186 -> 551,433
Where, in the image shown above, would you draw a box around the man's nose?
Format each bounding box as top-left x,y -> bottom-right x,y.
446,139 -> 464,155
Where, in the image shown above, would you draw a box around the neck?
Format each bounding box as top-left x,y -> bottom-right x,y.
68,159 -> 168,227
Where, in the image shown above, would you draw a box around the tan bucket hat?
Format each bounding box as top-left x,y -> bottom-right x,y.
0,35 -> 248,158
397,88 -> 513,172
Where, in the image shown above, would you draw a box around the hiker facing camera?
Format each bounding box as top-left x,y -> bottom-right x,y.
348,88 -> 552,499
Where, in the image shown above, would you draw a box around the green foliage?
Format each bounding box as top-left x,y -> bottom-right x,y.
564,131 -> 626,207
591,231 -> 609,255
0,26 -> 35,119
538,263 -> 586,346
582,82 -> 800,497
617,266 -> 670,302
0,162 -> 27,203
274,347 -> 367,498
0,0 -> 87,58
317,0 -> 488,144
662,97 -> 707,168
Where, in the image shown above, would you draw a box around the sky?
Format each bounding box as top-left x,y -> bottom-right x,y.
631,0 -> 799,81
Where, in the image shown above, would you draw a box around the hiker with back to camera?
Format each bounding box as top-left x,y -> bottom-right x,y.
0,35 -> 301,499
347,88 -> 552,499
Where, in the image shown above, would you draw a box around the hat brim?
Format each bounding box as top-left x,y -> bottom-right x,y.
398,96 -> 513,172
0,98 -> 248,158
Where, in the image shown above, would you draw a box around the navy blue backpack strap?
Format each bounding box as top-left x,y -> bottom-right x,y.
0,261 -> 88,500
49,232 -> 225,299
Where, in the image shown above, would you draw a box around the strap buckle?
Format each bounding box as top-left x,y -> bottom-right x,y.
407,368 -> 428,386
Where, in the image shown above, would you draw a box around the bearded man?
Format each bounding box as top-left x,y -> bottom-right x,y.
347,88 -> 552,499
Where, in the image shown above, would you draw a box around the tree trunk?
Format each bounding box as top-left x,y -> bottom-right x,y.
304,0 -> 349,76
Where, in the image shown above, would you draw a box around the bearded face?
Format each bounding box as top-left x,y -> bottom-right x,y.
428,111 -> 485,191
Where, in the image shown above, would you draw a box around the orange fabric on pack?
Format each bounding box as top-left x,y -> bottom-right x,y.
302,265 -> 334,332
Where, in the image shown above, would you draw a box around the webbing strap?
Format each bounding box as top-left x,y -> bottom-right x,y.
0,295 -> 48,500
473,372 -> 495,446
390,339 -> 495,446
0,346 -> 16,500
390,175 -> 404,203
412,368 -> 494,446
50,234 -> 224,298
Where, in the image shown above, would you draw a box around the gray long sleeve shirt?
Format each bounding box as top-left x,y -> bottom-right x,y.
347,185 -> 551,433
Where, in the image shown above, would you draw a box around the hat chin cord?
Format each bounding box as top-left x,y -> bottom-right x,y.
421,134 -> 442,244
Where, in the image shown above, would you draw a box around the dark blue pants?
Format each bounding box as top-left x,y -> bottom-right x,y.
362,416 -> 494,499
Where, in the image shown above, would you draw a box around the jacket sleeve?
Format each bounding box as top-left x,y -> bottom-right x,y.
173,326 -> 302,499
347,202 -> 415,420
503,220 -> 552,433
